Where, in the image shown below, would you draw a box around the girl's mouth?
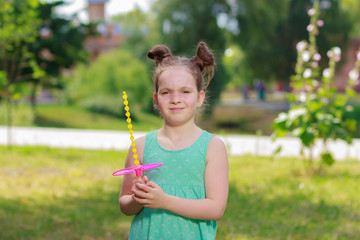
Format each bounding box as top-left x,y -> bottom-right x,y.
169,107 -> 184,112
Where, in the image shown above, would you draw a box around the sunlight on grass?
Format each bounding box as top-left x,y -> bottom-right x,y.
1,147 -> 359,240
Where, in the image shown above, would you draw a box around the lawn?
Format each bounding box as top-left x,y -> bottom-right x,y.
34,105 -> 163,132
1,146 -> 359,240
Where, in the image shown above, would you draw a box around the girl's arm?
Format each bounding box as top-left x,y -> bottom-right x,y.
133,136 -> 229,221
119,136 -> 147,216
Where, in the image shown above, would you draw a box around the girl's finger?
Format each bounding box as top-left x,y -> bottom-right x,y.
143,176 -> 149,183
136,183 -> 151,192
146,181 -> 158,189
132,194 -> 148,205
133,188 -> 147,198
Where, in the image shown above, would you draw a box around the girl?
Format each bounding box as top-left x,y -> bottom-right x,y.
119,41 -> 229,240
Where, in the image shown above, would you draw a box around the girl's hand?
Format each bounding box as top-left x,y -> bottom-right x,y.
131,176 -> 148,198
132,181 -> 168,209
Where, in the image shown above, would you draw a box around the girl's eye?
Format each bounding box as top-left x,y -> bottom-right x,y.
183,90 -> 190,93
161,91 -> 169,95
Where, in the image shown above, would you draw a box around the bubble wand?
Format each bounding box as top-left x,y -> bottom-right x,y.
112,92 -> 162,177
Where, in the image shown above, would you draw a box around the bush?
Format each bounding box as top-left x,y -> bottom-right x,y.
66,49 -> 153,112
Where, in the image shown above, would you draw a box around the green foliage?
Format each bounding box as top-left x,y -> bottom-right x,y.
342,0 -> 360,37
0,0 -> 42,148
0,0 -> 40,45
272,1 -> 359,174
1,147 -> 359,239
32,1 -> 97,80
343,104 -> 360,137
66,49 -> 152,111
222,45 -> 251,89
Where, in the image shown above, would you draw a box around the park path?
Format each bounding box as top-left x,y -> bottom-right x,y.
0,126 -> 359,161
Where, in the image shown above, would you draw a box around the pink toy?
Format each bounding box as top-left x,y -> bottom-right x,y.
112,163 -> 163,177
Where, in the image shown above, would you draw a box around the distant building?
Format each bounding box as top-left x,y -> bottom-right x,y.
84,0 -> 123,61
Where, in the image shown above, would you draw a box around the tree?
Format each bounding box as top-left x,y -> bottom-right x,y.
29,1 -> 97,111
231,0 -> 352,87
152,0 -> 231,111
0,0 -> 41,148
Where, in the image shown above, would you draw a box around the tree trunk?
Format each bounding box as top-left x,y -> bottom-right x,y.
30,81 -> 38,117
6,85 -> 12,150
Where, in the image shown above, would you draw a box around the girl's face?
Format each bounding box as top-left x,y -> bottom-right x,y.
153,66 -> 205,126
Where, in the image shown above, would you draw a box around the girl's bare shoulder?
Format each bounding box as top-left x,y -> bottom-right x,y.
206,135 -> 228,160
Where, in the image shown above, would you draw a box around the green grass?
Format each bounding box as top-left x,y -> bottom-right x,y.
34,105 -> 163,132
1,146 -> 359,240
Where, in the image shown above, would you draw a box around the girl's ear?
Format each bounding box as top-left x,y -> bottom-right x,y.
153,93 -> 158,105
197,90 -> 205,108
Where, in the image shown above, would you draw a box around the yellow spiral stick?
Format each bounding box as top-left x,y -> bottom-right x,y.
112,92 -> 162,177
123,91 -> 139,166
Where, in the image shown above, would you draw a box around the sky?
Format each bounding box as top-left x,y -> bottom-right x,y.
54,0 -> 150,22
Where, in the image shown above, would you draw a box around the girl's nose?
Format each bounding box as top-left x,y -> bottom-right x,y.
170,92 -> 181,103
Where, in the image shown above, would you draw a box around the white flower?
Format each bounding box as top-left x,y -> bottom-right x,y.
307,24 -> 314,32
317,20 -> 324,27
349,70 -> 359,81
313,53 -> 321,61
323,68 -> 331,78
308,8 -> 315,16
327,50 -> 333,58
289,108 -> 306,119
303,68 -> 312,78
299,92 -> 306,102
296,41 -> 307,52
302,51 -> 311,62
333,47 -> 341,56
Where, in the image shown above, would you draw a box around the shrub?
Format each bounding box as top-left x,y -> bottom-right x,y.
272,1 -> 360,175
66,49 -> 152,112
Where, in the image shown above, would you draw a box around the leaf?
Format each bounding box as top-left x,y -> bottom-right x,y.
286,93 -> 296,103
300,128 -> 315,147
334,95 -> 348,107
345,119 -> 357,132
321,152 -> 335,166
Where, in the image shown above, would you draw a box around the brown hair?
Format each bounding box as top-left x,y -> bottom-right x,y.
147,41 -> 216,93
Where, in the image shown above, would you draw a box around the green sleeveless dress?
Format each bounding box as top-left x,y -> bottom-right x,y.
128,130 -> 217,240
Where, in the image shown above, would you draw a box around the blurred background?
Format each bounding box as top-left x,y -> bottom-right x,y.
1,1 -> 360,240
1,0 -> 359,136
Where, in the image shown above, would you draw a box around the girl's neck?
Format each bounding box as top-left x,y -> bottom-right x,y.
158,122 -> 203,150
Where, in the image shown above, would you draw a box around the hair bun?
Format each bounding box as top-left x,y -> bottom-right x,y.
147,45 -> 172,64
194,41 -> 215,71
